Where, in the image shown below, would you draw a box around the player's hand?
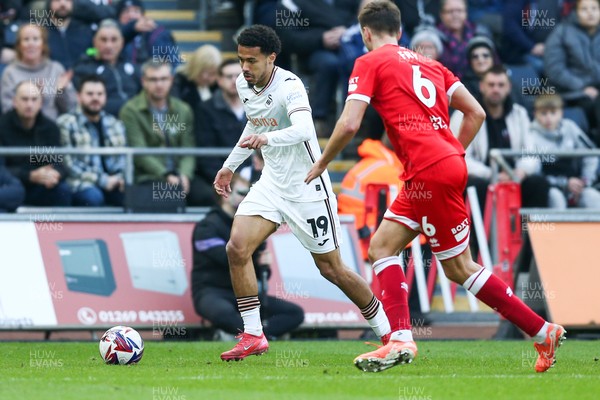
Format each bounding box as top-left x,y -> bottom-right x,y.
323,26 -> 345,50
105,175 -> 121,191
304,160 -> 327,184
57,69 -> 73,93
166,174 -> 180,186
583,86 -> 598,99
530,42 -> 545,56
213,167 -> 233,198
568,177 -> 584,195
134,16 -> 157,32
30,165 -> 60,188
240,134 -> 268,150
180,175 -> 190,194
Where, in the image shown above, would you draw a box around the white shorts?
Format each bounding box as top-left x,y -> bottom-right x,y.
236,181 -> 342,254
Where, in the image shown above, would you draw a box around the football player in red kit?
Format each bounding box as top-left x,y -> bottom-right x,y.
306,0 -> 565,373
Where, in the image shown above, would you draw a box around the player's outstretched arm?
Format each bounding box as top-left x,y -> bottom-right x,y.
449,85 -> 486,149
305,99 -> 368,183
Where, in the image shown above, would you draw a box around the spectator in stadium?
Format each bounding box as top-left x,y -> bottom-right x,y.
57,75 -> 127,206
529,94 -> 600,208
0,81 -> 72,206
544,0 -> 600,145
449,65 -> 549,207
0,158 -> 25,212
171,44 -> 221,105
409,27 -> 443,60
1,24 -> 77,120
462,35 -> 500,99
192,173 -> 304,340
437,0 -> 489,79
120,60 -> 194,193
171,44 -> 221,136
115,0 -> 180,68
73,19 -> 141,117
276,0 -> 362,137
46,0 -> 95,70
502,0 -> 572,73
188,59 -> 247,207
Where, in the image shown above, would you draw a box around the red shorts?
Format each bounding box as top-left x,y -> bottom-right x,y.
385,155 -> 470,260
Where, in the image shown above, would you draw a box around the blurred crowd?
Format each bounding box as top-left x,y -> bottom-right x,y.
0,0 -> 599,213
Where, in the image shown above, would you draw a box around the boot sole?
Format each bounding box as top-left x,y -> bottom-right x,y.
354,348 -> 415,372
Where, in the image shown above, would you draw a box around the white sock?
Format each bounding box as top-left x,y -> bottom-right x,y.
367,303 -> 391,337
240,307 -> 263,336
533,321 -> 550,343
390,329 -> 413,342
462,268 -> 491,295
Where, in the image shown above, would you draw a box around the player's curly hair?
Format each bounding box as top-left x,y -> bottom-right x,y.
358,1 -> 401,36
237,25 -> 281,56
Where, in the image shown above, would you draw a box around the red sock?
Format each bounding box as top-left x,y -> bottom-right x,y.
463,268 -> 545,337
373,256 -> 411,331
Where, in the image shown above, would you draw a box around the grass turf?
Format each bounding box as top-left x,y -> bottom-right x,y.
1,340 -> 599,400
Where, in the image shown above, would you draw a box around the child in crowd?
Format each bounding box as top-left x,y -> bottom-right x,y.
529,94 -> 600,208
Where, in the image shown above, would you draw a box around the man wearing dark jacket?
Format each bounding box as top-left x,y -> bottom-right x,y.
115,0 -> 181,68
0,158 -> 25,212
47,0 -> 95,70
191,174 -> 304,339
501,0 -> 572,71
0,81 -> 72,206
73,19 -> 142,117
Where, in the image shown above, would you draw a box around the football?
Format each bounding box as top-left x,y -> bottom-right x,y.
99,326 -> 144,365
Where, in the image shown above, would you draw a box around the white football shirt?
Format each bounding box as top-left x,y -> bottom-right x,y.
225,66 -> 334,202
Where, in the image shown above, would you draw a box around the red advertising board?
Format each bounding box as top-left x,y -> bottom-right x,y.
0,217 -> 368,330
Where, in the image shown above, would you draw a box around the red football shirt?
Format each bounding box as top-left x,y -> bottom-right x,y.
347,44 -> 465,180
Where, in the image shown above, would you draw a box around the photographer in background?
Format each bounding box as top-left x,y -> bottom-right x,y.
191,173 -> 304,340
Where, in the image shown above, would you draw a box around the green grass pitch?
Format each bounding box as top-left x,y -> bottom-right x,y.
1,340 -> 599,400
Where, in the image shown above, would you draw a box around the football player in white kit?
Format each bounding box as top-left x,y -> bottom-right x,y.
213,25 -> 391,361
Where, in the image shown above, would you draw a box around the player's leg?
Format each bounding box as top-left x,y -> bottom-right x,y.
221,182 -> 280,361
221,214 -> 275,361
311,249 -> 391,337
428,155 -> 565,373
441,246 -> 545,328
280,195 -> 392,342
227,215 -> 276,299
352,218 -> 420,372
368,218 -> 419,339
441,248 -> 565,372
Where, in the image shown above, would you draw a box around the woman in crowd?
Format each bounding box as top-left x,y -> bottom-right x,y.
1,24 -> 76,120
